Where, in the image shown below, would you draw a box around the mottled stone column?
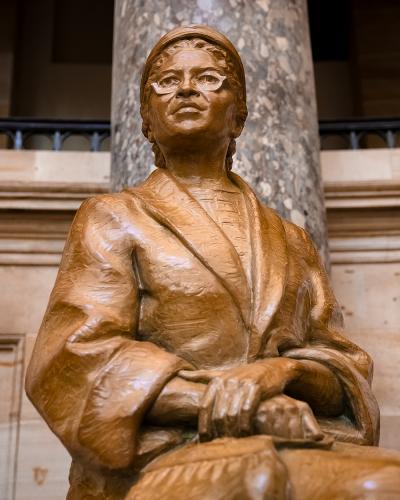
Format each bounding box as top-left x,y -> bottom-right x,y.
112,0 -> 329,265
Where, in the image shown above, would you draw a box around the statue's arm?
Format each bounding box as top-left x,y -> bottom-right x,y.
26,195 -> 190,469
150,364 -> 342,440
147,377 -> 206,426
282,225 -> 380,445
284,359 -> 344,416
178,357 -> 342,440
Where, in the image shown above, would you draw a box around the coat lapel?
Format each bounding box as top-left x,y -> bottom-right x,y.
128,169 -> 251,327
230,173 -> 288,360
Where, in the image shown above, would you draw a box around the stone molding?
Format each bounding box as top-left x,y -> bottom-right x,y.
0,181 -> 108,211
0,150 -> 399,266
326,180 -> 400,263
325,180 -> 400,209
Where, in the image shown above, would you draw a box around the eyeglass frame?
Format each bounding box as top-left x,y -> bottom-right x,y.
151,70 -> 227,96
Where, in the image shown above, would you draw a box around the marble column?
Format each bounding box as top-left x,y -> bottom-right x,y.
111,0 -> 329,265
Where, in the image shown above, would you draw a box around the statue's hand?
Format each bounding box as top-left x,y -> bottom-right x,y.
179,359 -> 298,441
255,394 -> 324,441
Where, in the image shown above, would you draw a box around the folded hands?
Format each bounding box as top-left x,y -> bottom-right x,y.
178,358 -> 324,442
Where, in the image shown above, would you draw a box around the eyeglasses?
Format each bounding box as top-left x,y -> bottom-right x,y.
151,70 -> 226,95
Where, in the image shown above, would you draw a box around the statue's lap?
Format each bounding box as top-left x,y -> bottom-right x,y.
128,436 -> 400,500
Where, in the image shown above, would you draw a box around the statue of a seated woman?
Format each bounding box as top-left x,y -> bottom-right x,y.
26,25 -> 400,499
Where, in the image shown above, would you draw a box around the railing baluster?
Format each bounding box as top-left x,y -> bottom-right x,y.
90,132 -> 101,152
14,130 -> 23,150
52,131 -> 63,151
349,131 -> 359,150
386,130 -> 395,148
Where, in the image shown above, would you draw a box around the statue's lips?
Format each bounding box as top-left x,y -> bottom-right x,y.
172,102 -> 205,114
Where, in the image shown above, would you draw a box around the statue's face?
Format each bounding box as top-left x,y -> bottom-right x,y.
147,48 -> 239,149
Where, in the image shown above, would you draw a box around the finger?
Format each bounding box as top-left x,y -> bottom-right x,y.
212,379 -> 238,437
199,381 -> 218,441
270,402 -> 287,437
301,411 -> 324,441
179,369 -> 223,383
254,400 -> 273,435
287,413 -> 304,440
225,382 -> 246,437
239,383 -> 260,436
211,382 -> 225,437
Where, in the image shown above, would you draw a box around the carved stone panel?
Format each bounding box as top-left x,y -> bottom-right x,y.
0,335 -> 25,500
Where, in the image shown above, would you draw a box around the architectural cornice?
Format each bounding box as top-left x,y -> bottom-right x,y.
0,149 -> 399,265
0,181 -> 109,210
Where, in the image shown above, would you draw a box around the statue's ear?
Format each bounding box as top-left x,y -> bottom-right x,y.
231,115 -> 244,139
147,128 -> 155,143
232,100 -> 247,138
141,103 -> 155,143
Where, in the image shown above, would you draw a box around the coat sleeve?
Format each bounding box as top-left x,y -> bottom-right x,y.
26,195 -> 190,469
272,225 -> 380,446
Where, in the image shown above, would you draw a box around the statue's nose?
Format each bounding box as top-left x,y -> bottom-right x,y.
176,76 -> 199,98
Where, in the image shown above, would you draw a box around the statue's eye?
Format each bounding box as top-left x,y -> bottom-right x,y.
158,76 -> 180,88
195,72 -> 226,91
197,74 -> 219,84
152,75 -> 181,95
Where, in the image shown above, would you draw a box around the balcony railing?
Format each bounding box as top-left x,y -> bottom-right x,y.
1,117 -> 399,152
319,118 -> 400,150
0,118 -> 110,151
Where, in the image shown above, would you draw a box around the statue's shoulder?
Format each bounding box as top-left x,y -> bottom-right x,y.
78,191 -> 135,215
282,217 -> 320,266
259,203 -> 308,243
73,190 -> 143,233
260,203 -> 316,261
281,218 -> 311,246
73,172 -> 164,229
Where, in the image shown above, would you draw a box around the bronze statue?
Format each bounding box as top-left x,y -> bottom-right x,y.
26,25 -> 400,499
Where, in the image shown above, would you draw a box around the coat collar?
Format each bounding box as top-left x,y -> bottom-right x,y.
130,169 -> 251,327
127,169 -> 288,357
229,173 -> 288,359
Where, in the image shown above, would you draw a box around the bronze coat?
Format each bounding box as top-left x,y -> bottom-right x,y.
26,169 -> 379,494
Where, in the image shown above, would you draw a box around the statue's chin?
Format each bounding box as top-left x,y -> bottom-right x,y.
171,117 -> 207,132
162,123 -> 219,145
155,113 -> 229,150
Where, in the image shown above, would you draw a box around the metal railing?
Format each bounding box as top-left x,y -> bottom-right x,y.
319,118 -> 400,150
0,118 -> 110,151
1,117 -> 400,152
